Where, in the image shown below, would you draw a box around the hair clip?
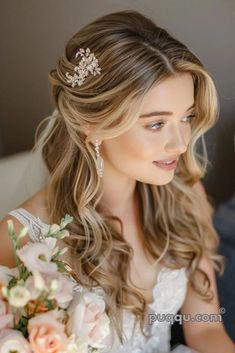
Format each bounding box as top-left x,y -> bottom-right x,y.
66,47 -> 101,87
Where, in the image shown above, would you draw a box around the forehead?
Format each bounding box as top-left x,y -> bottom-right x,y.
142,73 -> 194,111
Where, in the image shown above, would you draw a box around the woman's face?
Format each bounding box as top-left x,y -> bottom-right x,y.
100,73 -> 195,186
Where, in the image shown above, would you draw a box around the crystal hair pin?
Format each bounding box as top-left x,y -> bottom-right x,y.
66,47 -> 101,88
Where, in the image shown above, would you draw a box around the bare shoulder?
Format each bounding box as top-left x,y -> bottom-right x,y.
0,214 -> 31,267
17,186 -> 51,225
0,186 -> 50,267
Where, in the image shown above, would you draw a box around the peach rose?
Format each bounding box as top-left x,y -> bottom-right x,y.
0,299 -> 13,331
28,310 -> 68,353
0,329 -> 31,353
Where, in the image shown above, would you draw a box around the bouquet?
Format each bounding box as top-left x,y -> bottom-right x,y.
0,215 -> 110,353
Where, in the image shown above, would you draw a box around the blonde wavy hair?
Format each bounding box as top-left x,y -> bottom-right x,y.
33,10 -> 224,343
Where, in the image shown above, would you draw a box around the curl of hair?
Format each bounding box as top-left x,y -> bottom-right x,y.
33,10 -> 224,344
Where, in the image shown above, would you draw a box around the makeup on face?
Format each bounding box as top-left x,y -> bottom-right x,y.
152,159 -> 178,170
100,73 -> 195,189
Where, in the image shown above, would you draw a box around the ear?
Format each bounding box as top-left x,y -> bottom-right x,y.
82,124 -> 101,147
82,123 -> 91,137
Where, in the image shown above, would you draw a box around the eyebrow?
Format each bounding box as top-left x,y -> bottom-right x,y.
139,103 -> 195,118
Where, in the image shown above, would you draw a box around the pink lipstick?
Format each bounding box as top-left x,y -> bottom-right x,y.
153,159 -> 178,170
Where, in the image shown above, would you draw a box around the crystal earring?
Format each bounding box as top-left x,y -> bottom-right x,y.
94,139 -> 104,178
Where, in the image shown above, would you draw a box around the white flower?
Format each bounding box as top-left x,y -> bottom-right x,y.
50,224 -> 61,234
66,334 -> 89,353
8,285 -> 31,308
32,270 -> 47,291
50,278 -> 58,292
0,266 -> 19,288
48,274 -> 75,309
0,298 -> 14,331
16,242 -> 57,274
66,291 -> 110,348
43,236 -> 57,250
24,272 -> 74,308
52,246 -> 60,256
0,329 -> 31,353
58,247 -> 68,256
24,276 -> 41,300
60,230 -> 70,238
18,226 -> 29,241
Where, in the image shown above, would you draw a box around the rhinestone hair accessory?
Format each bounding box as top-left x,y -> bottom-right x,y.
66,47 -> 101,88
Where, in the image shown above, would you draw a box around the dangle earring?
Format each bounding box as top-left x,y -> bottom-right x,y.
94,139 -> 104,178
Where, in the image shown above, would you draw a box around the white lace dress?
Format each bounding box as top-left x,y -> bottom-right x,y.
8,208 -> 199,353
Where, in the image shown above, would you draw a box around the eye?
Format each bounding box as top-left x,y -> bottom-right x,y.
145,114 -> 196,132
146,121 -> 165,131
181,114 -> 196,123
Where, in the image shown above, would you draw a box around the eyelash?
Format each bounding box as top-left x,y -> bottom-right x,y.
146,114 -> 196,131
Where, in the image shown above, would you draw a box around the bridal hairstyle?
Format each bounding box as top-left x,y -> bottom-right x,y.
33,10 -> 224,342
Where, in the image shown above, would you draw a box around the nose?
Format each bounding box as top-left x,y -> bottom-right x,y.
165,125 -> 188,155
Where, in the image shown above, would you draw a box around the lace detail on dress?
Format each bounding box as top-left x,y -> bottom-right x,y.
108,267 -> 189,353
7,207 -> 195,353
8,208 -> 50,242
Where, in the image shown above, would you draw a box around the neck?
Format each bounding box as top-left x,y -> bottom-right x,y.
100,176 -> 137,218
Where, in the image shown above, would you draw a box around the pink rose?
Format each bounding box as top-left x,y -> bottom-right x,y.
0,299 -> 13,331
0,329 -> 31,353
66,291 -> 110,348
48,273 -> 75,309
28,310 -> 68,353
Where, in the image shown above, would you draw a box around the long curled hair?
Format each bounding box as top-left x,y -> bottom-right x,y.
33,10 -> 224,343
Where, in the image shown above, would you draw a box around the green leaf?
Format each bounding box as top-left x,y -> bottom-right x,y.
21,266 -> 30,281
54,260 -> 70,273
45,298 -> 54,310
14,316 -> 29,338
8,276 -> 18,289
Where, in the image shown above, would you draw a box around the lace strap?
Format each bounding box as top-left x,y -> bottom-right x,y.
8,208 -> 50,242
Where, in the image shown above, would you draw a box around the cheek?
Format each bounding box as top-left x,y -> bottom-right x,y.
102,130 -> 155,163
123,132 -> 156,160
185,125 -> 192,144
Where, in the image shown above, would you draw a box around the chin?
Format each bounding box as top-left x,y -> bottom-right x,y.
137,173 -> 174,185
152,176 -> 174,186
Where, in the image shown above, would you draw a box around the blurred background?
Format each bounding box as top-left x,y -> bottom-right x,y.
0,0 -> 235,208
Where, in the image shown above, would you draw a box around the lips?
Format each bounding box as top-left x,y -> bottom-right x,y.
153,159 -> 178,170
157,160 -> 176,165
154,156 -> 179,163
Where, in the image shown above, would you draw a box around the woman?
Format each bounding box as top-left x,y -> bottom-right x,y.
1,9 -> 234,353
